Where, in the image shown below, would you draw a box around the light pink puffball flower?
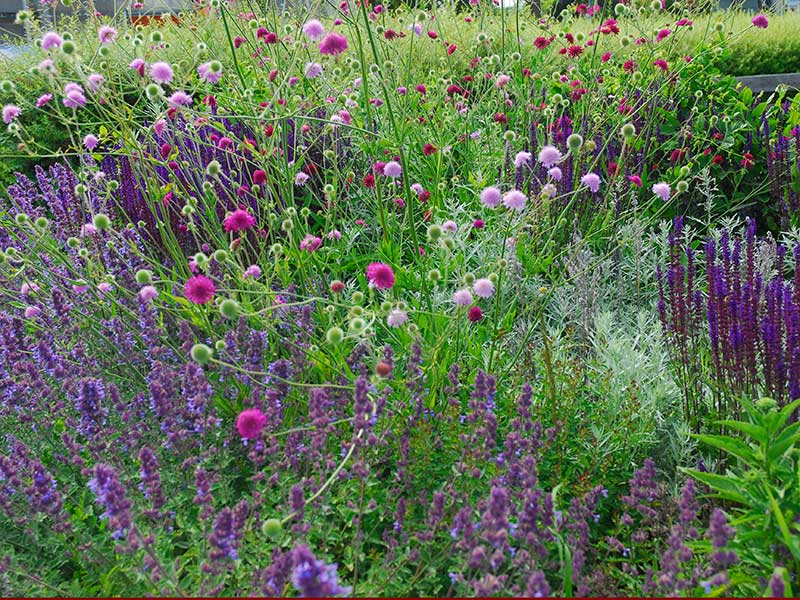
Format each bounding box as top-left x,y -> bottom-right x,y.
83,134 -> 99,150
548,167 -> 563,181
442,220 -> 457,234
502,189 -> 527,210
480,186 -> 502,208
538,145 -> 562,168
453,288 -> 473,305
473,278 -> 495,298
514,151 -> 532,169
652,182 -> 671,201
149,61 -> 174,84
198,62 -> 222,84
383,161 -> 402,178
41,31 -> 63,50
139,285 -> 158,302
495,74 -> 511,88
98,25 -> 117,44
303,19 -> 325,40
581,172 -> 601,193
2,104 -> 21,124
386,309 -> 408,327
304,62 -> 323,78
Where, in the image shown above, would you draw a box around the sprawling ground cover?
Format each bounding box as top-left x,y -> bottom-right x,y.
0,0 -> 798,596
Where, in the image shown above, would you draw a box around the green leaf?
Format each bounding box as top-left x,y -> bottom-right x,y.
691,434 -> 757,464
715,419 -> 768,444
767,421 -> 800,462
681,468 -> 748,504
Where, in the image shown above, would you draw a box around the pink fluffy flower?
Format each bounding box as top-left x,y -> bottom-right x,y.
304,62 -> 323,78
752,14 -> 768,29
83,134 -> 99,150
224,209 -> 256,233
538,145 -> 562,168
383,160 -> 402,178
35,93 -> 52,108
86,73 -> 105,93
514,151 -> 532,168
184,275 -> 215,304
319,32 -> 348,55
63,83 -> 87,108
502,189 -> 527,210
366,262 -> 395,289
303,19 -> 325,40
139,285 -> 158,302
198,61 -> 222,84
236,408 -> 267,439
244,265 -> 261,279
2,104 -> 20,124
480,186 -> 502,208
129,58 -> 146,77
98,25 -> 117,44
299,234 -> 322,252
149,61 -> 174,84
628,175 -> 643,187
386,309 -> 408,327
453,289 -> 473,306
652,182 -> 671,201
581,172 -> 601,193
41,31 -> 62,50
167,91 -> 193,107
473,278 -> 495,298
548,167 -> 563,181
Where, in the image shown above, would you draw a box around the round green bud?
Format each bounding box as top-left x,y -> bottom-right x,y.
488,272 -> 498,283
325,326 -> 344,345
108,181 -> 119,193
497,258 -> 508,269
443,237 -> 455,251
407,323 -> 419,335
714,21 -> 724,32
215,340 -> 227,352
98,45 -> 110,57
281,219 -> 293,232
463,272 -> 475,286
299,207 -> 311,218
285,207 -> 297,217
78,248 -> 89,259
145,83 -> 162,99
503,130 -> 517,142
511,52 -> 521,62
213,249 -> 228,262
755,397 -> 777,411
191,343 -> 213,365
75,184 -> 87,196
567,133 -> 583,151
206,160 -> 221,177
621,123 -> 636,139
323,149 -> 335,161
427,268 -> 441,283
551,93 -> 563,105
323,183 -> 335,196
351,291 -> 364,305
34,216 -> 49,229
14,213 -> 29,225
350,305 -> 364,316
584,140 -> 597,153
61,40 -> 76,55
679,166 -> 691,178
93,213 -> 111,230
270,243 -> 283,255
348,317 -> 366,332
262,518 -> 283,539
136,269 -> 153,285
614,2 -> 626,14
380,300 -> 392,313
676,180 -> 689,193
67,237 -> 80,249
193,252 -> 209,265
219,298 -> 240,319
150,30 -> 163,42
427,224 -> 442,241
632,71 -> 643,83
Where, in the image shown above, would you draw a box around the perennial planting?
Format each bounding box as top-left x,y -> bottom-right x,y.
0,0 -> 798,596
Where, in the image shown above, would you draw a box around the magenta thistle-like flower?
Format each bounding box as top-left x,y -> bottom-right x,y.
184,275 -> 215,304
244,265 -> 261,279
83,134 -> 99,150
538,145 -> 562,168
319,32 -> 348,55
752,14 -> 768,28
167,91 -> 193,107
468,306 -> 483,322
149,61 -> 174,84
480,186 -> 502,208
236,408 -> 267,439
224,209 -> 256,233
652,182 -> 670,201
581,172 -> 601,193
63,83 -> 87,108
503,189 -> 527,210
303,19 -> 325,40
366,262 -> 395,289
36,94 -> 52,108
2,104 -> 20,124
300,234 -> 322,252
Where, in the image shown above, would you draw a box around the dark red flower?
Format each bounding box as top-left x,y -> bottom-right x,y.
468,306 -> 483,322
423,143 -> 437,156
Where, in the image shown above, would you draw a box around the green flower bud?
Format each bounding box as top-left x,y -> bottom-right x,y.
463,272 -> 475,286
219,298 -> 240,319
380,300 -> 392,313
14,213 -> 28,225
136,269 -> 153,285
427,268 -> 441,283
676,180 -> 689,193
215,340 -> 227,352
325,326 -> 344,345
567,133 -> 583,151
427,224 -> 442,241
213,249 -> 228,263
34,216 -> 49,230
191,343 -> 213,365
67,237 -> 80,248
349,317 -> 366,332
503,130 -> 517,142
93,213 -> 111,230
262,518 -> 283,539
621,123 -> 636,139
206,160 -> 221,177
351,291 -> 364,305
61,40 -> 77,55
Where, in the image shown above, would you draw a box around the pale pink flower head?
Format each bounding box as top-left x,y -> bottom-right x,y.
495,74 -> 511,88
139,285 -> 158,302
295,172 -> 309,186
303,19 -> 325,40
548,166 -> 562,181
386,309 -> 408,327
538,145 -> 562,168
502,189 -> 526,210
198,61 -> 222,84
652,182 -> 670,202
129,58 -> 146,77
473,278 -> 495,298
304,62 -> 323,78
243,264 -> 261,279
63,83 -> 87,108
41,31 -> 63,50
224,209 -> 256,233
153,118 -> 167,136
752,13 -> 768,29
236,407 -> 267,439
453,288 -> 473,306
149,61 -> 174,84
24,306 -> 41,318
442,220 -> 457,234
383,161 -> 402,178
366,262 -> 395,289
514,151 -> 532,169
480,186 -> 502,208
2,104 -> 20,124
86,73 -> 105,93
97,282 -> 113,295
167,91 -> 192,107
581,172 -> 601,193
98,25 -> 117,44
36,93 -> 52,108
38,59 -> 55,74
184,274 -> 215,304
319,32 -> 348,55
83,134 -> 99,150
299,234 -> 322,252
